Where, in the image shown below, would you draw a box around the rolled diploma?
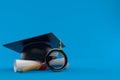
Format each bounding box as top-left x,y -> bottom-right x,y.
14,60 -> 40,72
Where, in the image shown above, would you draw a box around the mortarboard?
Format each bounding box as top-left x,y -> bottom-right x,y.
3,32 -> 65,61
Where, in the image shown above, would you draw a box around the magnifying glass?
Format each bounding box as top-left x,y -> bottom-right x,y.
46,49 -> 68,71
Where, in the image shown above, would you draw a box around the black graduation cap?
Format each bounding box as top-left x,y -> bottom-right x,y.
3,32 -> 65,61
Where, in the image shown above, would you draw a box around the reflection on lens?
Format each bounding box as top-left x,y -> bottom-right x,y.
46,49 -> 67,71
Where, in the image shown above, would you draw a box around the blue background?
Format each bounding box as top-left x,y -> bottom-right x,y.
0,0 -> 120,80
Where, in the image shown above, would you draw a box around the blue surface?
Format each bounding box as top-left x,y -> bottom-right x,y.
0,0 -> 120,80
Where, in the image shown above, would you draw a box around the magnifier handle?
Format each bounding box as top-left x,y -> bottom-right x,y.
22,63 -> 41,72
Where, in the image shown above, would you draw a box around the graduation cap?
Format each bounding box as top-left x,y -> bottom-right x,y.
3,33 -> 65,61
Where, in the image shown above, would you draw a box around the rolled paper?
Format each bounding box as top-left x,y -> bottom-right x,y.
14,60 -> 40,72
14,58 -> 68,72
